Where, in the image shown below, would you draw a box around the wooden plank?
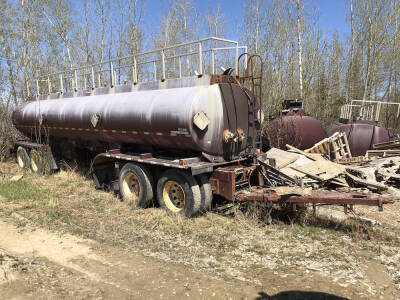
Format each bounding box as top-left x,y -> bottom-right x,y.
286,144 -> 319,161
290,166 -> 325,182
291,160 -> 345,181
366,149 -> 400,158
372,139 -> 400,150
345,172 -> 388,190
265,148 -> 299,169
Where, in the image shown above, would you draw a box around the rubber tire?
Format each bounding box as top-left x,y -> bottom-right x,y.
196,174 -> 213,212
119,163 -> 153,208
140,164 -> 155,205
30,149 -> 43,174
157,169 -> 201,218
16,146 -> 30,169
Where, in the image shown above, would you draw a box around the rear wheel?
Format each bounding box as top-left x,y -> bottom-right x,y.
30,149 -> 43,174
196,174 -> 212,212
119,163 -> 153,208
16,146 -> 30,169
157,169 -> 201,217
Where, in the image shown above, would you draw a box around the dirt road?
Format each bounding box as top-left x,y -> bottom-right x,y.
0,218 -> 394,300
0,218 -> 273,299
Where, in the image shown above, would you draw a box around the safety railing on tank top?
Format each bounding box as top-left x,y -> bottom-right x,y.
28,37 -> 248,98
340,100 -> 400,127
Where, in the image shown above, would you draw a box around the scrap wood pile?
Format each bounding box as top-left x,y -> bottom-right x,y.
255,133 -> 400,209
367,139 -> 400,158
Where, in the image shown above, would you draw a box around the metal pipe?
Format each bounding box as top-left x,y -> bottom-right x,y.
36,45 -> 248,83
36,38 -> 243,80
244,46 -> 248,73
210,46 -> 247,51
211,50 -> 215,74
235,44 -> 239,76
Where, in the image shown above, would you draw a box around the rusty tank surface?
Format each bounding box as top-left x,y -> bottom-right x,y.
263,100 -> 326,151
12,79 -> 257,161
327,120 -> 392,156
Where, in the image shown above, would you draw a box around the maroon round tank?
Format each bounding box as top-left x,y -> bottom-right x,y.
12,82 -> 258,160
327,120 -> 391,156
264,110 -> 326,150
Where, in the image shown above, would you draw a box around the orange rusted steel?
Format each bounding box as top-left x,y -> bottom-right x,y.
235,188 -> 392,210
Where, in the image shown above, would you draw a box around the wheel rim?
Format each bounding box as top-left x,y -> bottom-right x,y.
17,150 -> 25,168
122,171 -> 141,203
30,152 -> 40,173
162,180 -> 186,212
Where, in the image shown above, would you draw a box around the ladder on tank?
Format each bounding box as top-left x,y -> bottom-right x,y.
238,54 -> 264,151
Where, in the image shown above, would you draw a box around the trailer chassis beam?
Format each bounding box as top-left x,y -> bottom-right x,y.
235,189 -> 392,210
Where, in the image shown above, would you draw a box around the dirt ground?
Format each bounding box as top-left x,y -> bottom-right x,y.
0,160 -> 399,299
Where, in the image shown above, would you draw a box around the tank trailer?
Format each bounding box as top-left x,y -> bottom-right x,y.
11,37 -> 391,218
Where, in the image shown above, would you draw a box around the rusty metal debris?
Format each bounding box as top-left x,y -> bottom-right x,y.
234,132 -> 400,215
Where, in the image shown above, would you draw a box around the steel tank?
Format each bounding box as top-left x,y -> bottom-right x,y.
263,110 -> 326,150
12,83 -> 255,159
327,120 -> 391,156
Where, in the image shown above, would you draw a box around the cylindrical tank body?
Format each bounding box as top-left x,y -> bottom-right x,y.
264,112 -> 326,150
328,120 -> 391,156
12,83 -> 255,160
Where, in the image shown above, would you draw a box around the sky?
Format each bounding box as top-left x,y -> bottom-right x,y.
1,1 -> 352,67
143,0 -> 351,43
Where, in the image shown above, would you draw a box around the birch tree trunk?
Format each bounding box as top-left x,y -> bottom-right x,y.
296,0 -> 304,100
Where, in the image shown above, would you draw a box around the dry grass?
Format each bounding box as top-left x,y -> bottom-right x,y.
0,160 -> 399,297
0,109 -> 20,161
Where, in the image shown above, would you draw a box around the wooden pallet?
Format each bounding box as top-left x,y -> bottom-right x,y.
305,132 -> 352,161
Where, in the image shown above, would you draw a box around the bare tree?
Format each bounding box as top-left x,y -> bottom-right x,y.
296,0 -> 304,100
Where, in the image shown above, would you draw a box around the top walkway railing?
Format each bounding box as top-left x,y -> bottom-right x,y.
340,99 -> 400,127
29,37 -> 248,97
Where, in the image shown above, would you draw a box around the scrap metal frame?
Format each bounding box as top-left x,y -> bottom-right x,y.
235,187 -> 392,211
